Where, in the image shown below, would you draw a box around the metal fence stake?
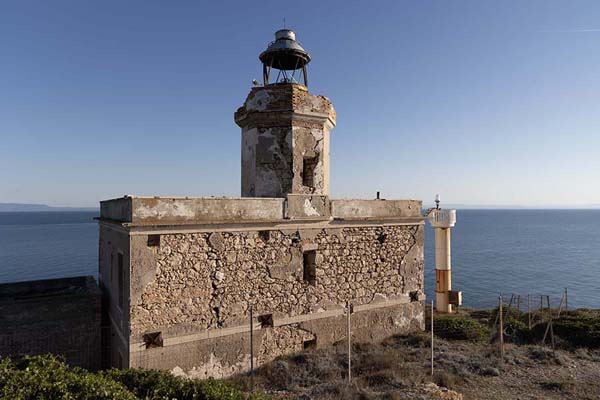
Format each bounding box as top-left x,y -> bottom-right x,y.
528,294 -> 531,330
347,302 -> 352,384
550,321 -> 556,355
499,295 -> 504,362
431,300 -> 434,376
249,304 -> 254,393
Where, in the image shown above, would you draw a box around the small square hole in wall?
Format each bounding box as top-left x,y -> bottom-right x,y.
303,338 -> 317,350
302,156 -> 318,189
147,235 -> 161,247
258,313 -> 273,328
143,332 -> 163,349
303,250 -> 317,285
258,230 -> 270,242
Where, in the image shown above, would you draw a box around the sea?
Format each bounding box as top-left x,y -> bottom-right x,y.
0,210 -> 598,309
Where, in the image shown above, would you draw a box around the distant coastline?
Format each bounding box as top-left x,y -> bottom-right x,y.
422,203 -> 600,210
0,203 -> 97,212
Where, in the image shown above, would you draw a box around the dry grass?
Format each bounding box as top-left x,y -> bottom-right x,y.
231,309 -> 600,399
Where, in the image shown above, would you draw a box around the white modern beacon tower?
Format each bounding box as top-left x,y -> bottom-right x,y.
429,195 -> 459,313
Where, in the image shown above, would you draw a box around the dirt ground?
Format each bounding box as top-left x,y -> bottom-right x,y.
235,312 -> 600,399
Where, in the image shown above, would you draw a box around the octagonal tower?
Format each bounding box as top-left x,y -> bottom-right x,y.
235,30 -> 336,198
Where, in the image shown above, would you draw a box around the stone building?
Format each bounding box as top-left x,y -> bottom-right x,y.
98,29 -> 425,376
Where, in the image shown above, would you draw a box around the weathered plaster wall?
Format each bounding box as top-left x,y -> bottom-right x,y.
241,126 -> 294,197
130,301 -> 423,378
99,197 -> 421,224
127,224 -> 424,375
235,84 -> 335,198
98,224 -> 131,367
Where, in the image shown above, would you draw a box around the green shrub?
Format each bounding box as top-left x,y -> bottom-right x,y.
0,355 -> 135,400
432,316 -> 489,341
549,312 -> 600,348
503,318 -> 530,343
104,368 -> 248,400
0,355 -> 269,400
526,311 -> 600,348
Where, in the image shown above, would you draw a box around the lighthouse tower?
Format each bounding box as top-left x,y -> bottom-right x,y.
430,196 -> 459,313
235,29 -> 336,198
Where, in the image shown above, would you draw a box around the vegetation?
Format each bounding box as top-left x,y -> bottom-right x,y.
250,308 -> 600,400
432,315 -> 490,341
0,355 -> 269,400
468,307 -> 600,348
3,309 -> 600,399
552,311 -> 600,348
503,317 -> 531,343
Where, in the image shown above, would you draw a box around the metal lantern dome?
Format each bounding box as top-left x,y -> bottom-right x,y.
259,29 -> 311,86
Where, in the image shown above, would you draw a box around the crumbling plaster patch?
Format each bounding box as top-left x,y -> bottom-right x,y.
245,89 -> 273,112
134,202 -> 195,220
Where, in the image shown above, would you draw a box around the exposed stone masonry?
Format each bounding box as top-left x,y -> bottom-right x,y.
131,225 -> 423,338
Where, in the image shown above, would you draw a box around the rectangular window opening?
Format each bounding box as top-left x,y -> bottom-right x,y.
258,230 -> 270,242
302,156 -> 318,189
147,234 -> 161,247
303,250 -> 317,285
258,313 -> 274,328
143,331 -> 163,349
303,338 -> 317,350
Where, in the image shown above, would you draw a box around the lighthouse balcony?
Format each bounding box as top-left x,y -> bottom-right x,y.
429,209 -> 457,228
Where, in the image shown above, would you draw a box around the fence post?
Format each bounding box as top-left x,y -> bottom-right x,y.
249,304 -> 254,393
499,295 -> 504,362
557,292 -> 565,317
347,302 -> 352,384
565,288 -> 568,311
550,321 -> 556,355
517,295 -> 521,312
506,294 -> 514,319
527,294 -> 531,330
431,300 -> 434,376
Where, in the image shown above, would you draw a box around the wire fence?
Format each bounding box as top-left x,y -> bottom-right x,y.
425,288 -> 571,375
238,289 -> 576,392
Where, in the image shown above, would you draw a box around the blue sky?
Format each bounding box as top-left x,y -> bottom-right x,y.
1,1 -> 599,207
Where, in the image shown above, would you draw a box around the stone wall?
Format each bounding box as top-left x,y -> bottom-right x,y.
130,301 -> 423,378
131,225 -> 422,337
0,276 -> 101,370
128,223 -> 424,375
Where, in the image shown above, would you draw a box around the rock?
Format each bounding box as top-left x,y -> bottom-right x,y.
481,367 -> 500,377
208,232 -> 225,253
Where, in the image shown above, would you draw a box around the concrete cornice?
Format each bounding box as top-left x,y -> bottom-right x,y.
98,216 -> 424,235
